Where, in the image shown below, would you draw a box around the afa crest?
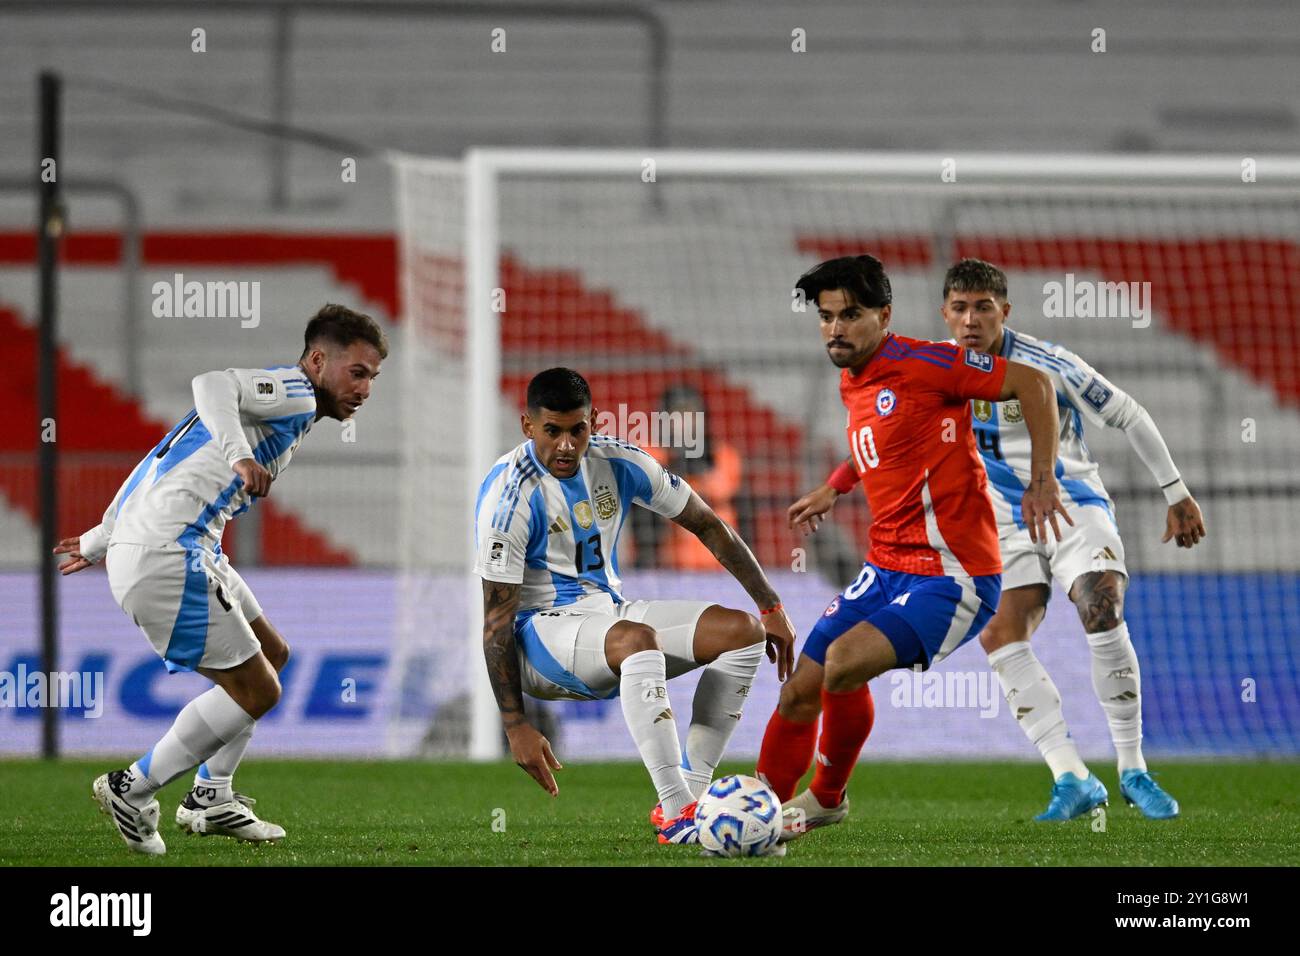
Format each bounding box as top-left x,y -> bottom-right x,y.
594,484 -> 618,521
1002,400 -> 1023,423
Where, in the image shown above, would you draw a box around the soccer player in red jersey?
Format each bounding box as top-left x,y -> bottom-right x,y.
755,255 -> 1071,842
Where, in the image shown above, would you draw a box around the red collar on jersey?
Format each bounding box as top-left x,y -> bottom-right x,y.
844,332 -> 895,386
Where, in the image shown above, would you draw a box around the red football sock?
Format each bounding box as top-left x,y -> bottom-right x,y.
756,709 -> 819,803
809,684 -> 875,809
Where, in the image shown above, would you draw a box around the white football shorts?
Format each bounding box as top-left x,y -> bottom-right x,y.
106,542 -> 263,673
514,595 -> 714,701
1000,502 -> 1127,595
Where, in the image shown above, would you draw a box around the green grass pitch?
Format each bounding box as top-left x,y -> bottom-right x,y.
3,758 -> 1297,866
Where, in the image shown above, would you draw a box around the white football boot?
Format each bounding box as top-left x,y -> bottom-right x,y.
92,769 -> 166,856
778,788 -> 850,843
176,789 -> 285,843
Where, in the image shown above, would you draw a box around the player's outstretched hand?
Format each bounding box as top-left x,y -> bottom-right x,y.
233,457 -> 273,497
1162,495 -> 1207,549
1021,476 -> 1074,544
507,723 -> 563,796
762,606 -> 797,682
52,536 -> 92,575
788,484 -> 838,536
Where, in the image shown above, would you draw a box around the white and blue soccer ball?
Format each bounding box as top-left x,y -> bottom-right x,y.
695,774 -> 782,857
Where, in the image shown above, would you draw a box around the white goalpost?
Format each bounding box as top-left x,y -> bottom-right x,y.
390,149 -> 1300,761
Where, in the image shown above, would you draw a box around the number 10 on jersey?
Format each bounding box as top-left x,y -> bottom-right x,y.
850,425 -> 880,471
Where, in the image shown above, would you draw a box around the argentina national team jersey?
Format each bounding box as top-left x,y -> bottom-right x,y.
79,365 -> 317,561
967,328 -> 1142,535
474,435 -> 693,620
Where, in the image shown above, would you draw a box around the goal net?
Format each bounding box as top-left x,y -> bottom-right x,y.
391,150 -> 1300,761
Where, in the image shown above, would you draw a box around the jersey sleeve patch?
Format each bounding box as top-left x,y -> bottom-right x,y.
964,349 -> 994,372
1081,377 -> 1113,412
251,375 -> 278,403
484,533 -> 513,573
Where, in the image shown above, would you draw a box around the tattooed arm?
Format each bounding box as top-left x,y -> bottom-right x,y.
670,490 -> 796,680
482,579 -> 562,795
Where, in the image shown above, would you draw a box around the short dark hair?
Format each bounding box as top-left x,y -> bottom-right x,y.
795,254 -> 892,311
302,304 -> 389,360
943,259 -> 1008,300
526,367 -> 591,415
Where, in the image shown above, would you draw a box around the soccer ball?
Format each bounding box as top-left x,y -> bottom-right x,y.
695,774 -> 782,857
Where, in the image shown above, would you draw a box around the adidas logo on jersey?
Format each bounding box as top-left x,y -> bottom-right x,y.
653,709 -> 674,724
549,515 -> 570,535
1093,546 -> 1118,561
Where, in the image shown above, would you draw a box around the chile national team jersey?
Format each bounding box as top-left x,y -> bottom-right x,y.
841,333 -> 1008,577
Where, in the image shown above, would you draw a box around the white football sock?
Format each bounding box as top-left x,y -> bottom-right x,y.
683,641 -> 765,799
619,649 -> 693,819
130,687 -> 255,803
988,641 -> 1090,780
192,722 -> 254,804
1087,622 -> 1146,772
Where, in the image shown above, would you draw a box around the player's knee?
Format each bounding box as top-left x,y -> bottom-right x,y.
240,669 -> 282,718
823,646 -> 865,694
979,620 -> 1020,654
252,674 -> 282,717
1072,572 -> 1126,633
823,662 -> 861,694
605,622 -> 660,671
724,610 -> 765,651
265,637 -> 291,672
1076,582 -> 1124,633
778,677 -> 820,722
1082,605 -> 1123,633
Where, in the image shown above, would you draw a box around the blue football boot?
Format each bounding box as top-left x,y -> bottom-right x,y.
1034,771 -> 1109,821
1120,769 -> 1180,819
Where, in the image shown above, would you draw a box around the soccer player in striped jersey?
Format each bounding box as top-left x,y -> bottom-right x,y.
937,258 -> 1204,819
474,368 -> 796,846
756,255 -> 1070,842
53,305 -> 387,854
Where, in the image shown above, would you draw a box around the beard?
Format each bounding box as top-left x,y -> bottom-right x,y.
826,346 -> 862,368
313,383 -> 345,419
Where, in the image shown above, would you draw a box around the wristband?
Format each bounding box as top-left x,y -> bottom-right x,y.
759,603 -> 783,617
827,461 -> 859,495
1161,478 -> 1190,507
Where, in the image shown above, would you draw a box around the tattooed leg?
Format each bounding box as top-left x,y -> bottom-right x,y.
1071,571 -> 1145,771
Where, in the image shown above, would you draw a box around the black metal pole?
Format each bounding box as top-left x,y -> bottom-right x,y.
37,71 -> 63,760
